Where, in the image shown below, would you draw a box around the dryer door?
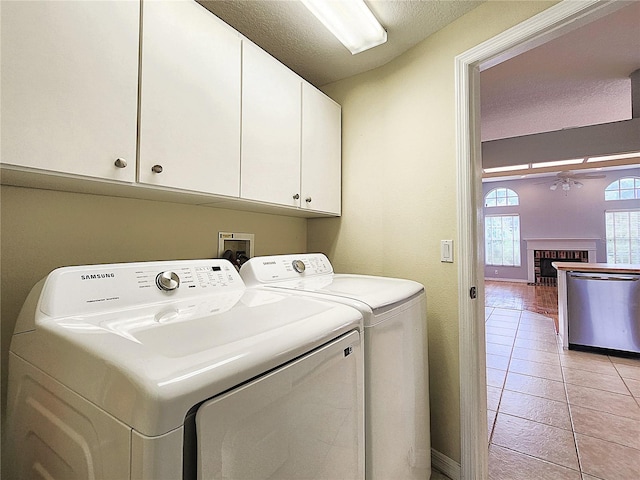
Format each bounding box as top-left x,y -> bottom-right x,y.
195,330 -> 363,480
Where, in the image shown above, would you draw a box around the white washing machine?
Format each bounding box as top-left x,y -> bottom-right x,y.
240,254 -> 430,480
6,259 -> 365,480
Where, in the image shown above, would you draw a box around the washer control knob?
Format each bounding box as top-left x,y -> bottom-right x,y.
292,259 -> 306,273
156,271 -> 180,291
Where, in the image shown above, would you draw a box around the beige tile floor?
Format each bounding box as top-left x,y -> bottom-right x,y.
486,305 -> 640,480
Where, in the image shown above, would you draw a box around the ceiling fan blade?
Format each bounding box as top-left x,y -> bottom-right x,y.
572,173 -> 606,179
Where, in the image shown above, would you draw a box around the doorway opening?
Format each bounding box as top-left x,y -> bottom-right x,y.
455,1 -> 629,478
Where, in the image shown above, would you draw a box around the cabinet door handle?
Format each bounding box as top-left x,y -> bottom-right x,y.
114,158 -> 127,168
305,197 -> 312,203
151,165 -> 163,174
293,193 -> 300,200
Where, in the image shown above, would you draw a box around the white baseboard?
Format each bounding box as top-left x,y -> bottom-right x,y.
431,448 -> 461,480
484,277 -> 528,283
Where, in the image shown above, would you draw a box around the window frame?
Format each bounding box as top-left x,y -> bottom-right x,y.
484,213 -> 522,267
484,187 -> 519,208
604,176 -> 640,201
605,208 -> 640,264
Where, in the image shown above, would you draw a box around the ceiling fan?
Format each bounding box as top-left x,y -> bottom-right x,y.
539,170 -> 606,191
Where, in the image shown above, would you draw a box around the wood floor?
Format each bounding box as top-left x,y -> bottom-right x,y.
485,280 -> 558,330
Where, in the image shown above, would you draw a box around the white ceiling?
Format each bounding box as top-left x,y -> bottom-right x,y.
198,0 -> 483,87
480,1 -> 640,142
198,0 -> 640,146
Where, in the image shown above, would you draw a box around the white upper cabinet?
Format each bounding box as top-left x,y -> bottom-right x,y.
241,41 -> 302,207
0,0 -> 139,182
301,84 -> 342,215
1,0 -> 341,217
138,0 -> 242,197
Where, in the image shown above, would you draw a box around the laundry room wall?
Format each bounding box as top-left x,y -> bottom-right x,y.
308,0 -> 557,467
0,185 -> 307,429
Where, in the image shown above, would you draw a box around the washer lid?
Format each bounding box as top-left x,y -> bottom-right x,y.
268,274 -> 424,311
11,261 -> 363,437
241,254 -> 424,310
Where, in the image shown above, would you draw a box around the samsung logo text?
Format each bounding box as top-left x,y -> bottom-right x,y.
81,273 -> 115,280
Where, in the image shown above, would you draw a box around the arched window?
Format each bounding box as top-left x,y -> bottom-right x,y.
484,188 -> 521,267
485,187 -> 519,207
604,176 -> 640,201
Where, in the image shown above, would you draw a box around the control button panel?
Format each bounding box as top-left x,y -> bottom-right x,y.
40,259 -> 245,318
240,253 -> 334,285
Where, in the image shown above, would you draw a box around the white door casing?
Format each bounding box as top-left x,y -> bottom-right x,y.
454,1 -> 623,479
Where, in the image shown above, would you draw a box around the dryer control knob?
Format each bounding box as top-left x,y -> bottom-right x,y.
156,271 -> 180,291
292,260 -> 306,273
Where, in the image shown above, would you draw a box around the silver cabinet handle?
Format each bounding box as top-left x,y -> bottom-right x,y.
151,165 -> 163,174
305,197 -> 312,203
293,193 -> 300,200
114,158 -> 127,168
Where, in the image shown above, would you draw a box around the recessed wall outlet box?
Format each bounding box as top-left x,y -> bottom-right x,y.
218,232 -> 255,265
441,240 -> 454,263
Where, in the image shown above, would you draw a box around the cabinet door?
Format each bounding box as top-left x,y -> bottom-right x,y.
1,1 -> 139,182
138,0 -> 241,197
241,41 -> 301,207
301,84 -> 342,215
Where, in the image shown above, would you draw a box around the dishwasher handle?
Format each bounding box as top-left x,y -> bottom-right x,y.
568,272 -> 640,282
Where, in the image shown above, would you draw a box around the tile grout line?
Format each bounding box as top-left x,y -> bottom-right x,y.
492,308 -> 588,475
559,337 -> 585,476
610,356 -> 640,409
486,307 -> 519,446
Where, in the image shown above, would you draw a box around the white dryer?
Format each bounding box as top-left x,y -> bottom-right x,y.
240,253 -> 430,480
6,259 -> 364,480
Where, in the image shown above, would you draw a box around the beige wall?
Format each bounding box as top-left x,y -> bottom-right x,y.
1,0 -> 559,469
0,185 -> 307,426
310,1 -> 556,463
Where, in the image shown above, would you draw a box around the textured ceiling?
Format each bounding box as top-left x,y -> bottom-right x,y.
197,0 -> 483,86
197,0 -> 640,150
480,1 -> 640,142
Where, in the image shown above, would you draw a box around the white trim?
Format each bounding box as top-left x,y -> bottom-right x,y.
432,448 -> 461,480
484,277 -> 528,284
455,1 -> 617,478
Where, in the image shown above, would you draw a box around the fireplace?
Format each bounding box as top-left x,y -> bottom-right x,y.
534,250 -> 588,286
525,239 -> 598,285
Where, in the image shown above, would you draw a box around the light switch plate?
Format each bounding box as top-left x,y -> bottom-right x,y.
441,240 -> 453,263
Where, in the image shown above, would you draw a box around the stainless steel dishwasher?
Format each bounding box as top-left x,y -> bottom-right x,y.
567,271 -> 640,354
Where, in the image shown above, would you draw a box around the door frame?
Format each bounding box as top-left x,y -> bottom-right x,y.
454,1 -> 624,478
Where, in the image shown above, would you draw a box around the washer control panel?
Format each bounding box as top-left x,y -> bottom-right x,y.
40,260 -> 244,318
240,253 -> 334,285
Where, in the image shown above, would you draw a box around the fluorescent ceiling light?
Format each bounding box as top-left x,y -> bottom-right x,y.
300,0 -> 387,54
531,158 -> 584,168
586,151 -> 640,162
483,164 -> 528,174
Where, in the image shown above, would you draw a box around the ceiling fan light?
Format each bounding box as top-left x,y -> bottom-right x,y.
562,182 -> 571,191
575,181 -> 583,188
550,183 -> 558,191
300,0 -> 387,54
